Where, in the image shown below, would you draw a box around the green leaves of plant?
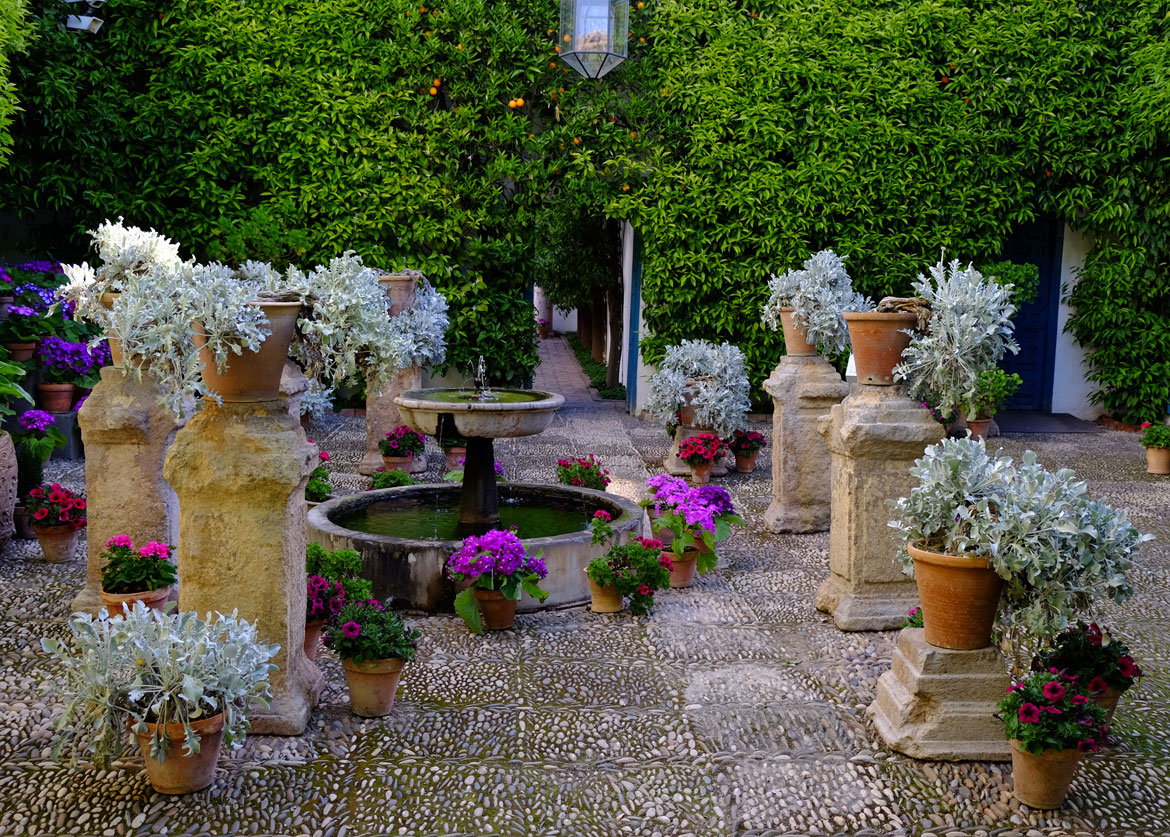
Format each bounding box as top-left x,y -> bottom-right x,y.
453,587 -> 483,635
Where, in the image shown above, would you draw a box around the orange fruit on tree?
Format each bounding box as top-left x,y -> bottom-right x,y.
517,97 -> 525,106
434,77 -> 441,86
429,87 -> 438,95
637,1 -> 644,8
639,36 -> 645,43
573,137 -> 580,144
622,184 -> 630,191
457,43 -> 463,49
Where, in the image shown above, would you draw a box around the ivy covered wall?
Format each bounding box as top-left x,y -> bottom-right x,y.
0,0 -> 27,168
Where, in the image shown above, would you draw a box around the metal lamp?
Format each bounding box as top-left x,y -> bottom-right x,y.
558,0 -> 629,79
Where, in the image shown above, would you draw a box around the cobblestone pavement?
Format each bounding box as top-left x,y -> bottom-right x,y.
0,337 -> 1167,836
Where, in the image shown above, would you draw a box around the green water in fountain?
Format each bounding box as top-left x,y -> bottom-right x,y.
333,495 -> 593,540
422,389 -> 546,404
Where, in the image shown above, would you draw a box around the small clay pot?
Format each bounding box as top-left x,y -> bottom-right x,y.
137,713 -> 225,794
966,418 -> 992,443
587,575 -> 623,613
36,383 -> 76,414
688,460 -> 714,485
668,547 -> 699,589
342,656 -> 406,717
304,618 -> 327,662
909,543 -> 1002,650
843,312 -> 916,385
444,447 -> 467,471
32,523 -> 81,563
734,450 -> 759,473
378,272 -> 419,317
538,324 -> 552,339
101,585 -> 172,615
778,308 -> 817,356
1146,446 -> 1170,475
473,588 -> 518,630
381,455 -> 414,472
1009,739 -> 1081,809
195,301 -> 302,402
3,342 -> 36,362
1094,684 -> 1122,725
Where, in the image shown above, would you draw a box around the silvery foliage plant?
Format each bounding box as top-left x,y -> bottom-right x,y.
760,249 -> 871,355
40,603 -> 278,767
893,255 -> 1018,420
393,278 -> 450,368
299,374 -> 335,420
890,437 -> 1151,646
646,339 -> 751,437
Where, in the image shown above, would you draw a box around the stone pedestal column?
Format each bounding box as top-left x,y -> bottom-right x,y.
0,432 -> 17,551
815,386 -> 943,630
72,368 -> 183,615
869,629 -> 1011,760
763,356 -> 850,533
664,424 -> 729,477
164,400 -> 322,735
359,272 -> 426,476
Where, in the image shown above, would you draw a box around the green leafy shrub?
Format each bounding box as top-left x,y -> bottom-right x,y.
968,369 -> 1023,420
306,542 -> 373,602
0,0 -> 27,168
370,468 -> 416,489
324,600 -> 420,664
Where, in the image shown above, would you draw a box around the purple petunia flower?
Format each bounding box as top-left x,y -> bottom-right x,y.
342,621 -> 361,639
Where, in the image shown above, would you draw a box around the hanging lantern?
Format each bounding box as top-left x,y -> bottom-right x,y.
558,0 -> 629,79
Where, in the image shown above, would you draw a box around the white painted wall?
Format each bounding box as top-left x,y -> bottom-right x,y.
618,222 -> 634,387
1051,226 -> 1101,420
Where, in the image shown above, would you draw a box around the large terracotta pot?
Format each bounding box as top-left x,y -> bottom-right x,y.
668,547 -> 699,589
36,383 -> 76,413
843,312 -> 916,385
342,656 -> 406,717
136,713 -> 224,794
0,432 -> 16,551
473,588 -> 518,630
1095,685 -> 1122,725
1009,739 -> 1081,809
100,293 -> 122,365
382,454 -> 414,472
908,543 -> 1002,650
3,342 -> 36,362
734,450 -> 759,473
689,460 -> 713,485
587,575 -> 623,613
1146,446 -> 1170,475
444,447 -> 467,471
778,308 -> 817,356
33,523 -> 81,563
966,418 -> 992,443
378,272 -> 419,317
195,301 -> 302,402
304,618 -> 326,662
101,585 -> 172,615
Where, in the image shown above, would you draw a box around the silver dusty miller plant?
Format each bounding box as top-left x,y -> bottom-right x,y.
760,249 -> 871,355
893,254 -> 1018,420
890,437 -> 1151,665
393,278 -> 450,368
40,603 -> 278,768
646,339 -> 751,437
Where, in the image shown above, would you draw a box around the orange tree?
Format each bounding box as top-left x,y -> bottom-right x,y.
0,0 -> 27,168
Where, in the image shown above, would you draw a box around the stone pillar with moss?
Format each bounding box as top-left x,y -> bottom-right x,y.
164,399 -> 322,735
815,386 -> 943,630
72,368 -> 183,615
359,272 -> 425,476
763,356 -> 850,533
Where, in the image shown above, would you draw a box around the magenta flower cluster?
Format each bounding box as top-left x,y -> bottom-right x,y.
446,528 -> 547,581
645,475 -> 736,535
307,574 -> 346,620
18,410 -> 56,434
138,541 -> 170,559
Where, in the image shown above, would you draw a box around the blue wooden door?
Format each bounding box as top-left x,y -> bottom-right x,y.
996,219 -> 1062,412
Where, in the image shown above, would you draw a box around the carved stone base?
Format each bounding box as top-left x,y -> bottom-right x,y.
869,629 -> 1011,761
360,366 -> 424,475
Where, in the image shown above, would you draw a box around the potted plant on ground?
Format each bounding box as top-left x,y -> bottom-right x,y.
35,337 -> 107,413
1139,421 -> 1170,475
725,429 -> 767,473
1033,621 -> 1142,723
645,476 -> 744,587
99,535 -> 178,613
40,603 -> 278,794
439,431 -> 469,471
556,454 -> 611,490
678,432 -> 728,484
25,482 -> 87,562
380,425 -> 426,471
370,467 -> 416,489
646,339 -> 751,438
11,408 -> 65,539
304,542 -> 373,661
585,510 -> 671,614
891,437 -> 1150,661
537,317 -> 552,339
324,599 -> 420,717
305,449 -> 334,507
0,304 -> 47,360
760,248 -> 870,359
997,669 -> 1107,809
962,368 -> 1022,441
447,528 -> 549,634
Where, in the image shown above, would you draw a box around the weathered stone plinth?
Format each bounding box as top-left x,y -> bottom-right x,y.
869,629 -> 1011,761
72,368 -> 183,615
0,432 -> 16,552
815,386 -> 944,630
664,424 -> 729,477
164,399 -> 322,735
763,355 -> 850,533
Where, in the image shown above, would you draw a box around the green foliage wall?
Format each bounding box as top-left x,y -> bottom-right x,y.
0,0 -> 27,167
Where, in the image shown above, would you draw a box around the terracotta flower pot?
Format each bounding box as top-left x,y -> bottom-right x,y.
32,523 -> 81,563
382,454 -> 413,472
1146,446 -> 1170,475
13,505 -> 36,539
587,575 -> 623,613
3,342 -> 36,362
908,543 -> 1002,650
1094,684 -> 1122,725
378,272 -> 419,317
473,588 -> 518,630
136,713 -> 225,794
101,585 -> 172,615
734,450 -> 759,473
689,460 -> 713,485
668,547 -> 699,589
843,312 -> 916,385
342,656 -> 406,717
1009,739 -> 1081,809
538,324 -> 552,339
966,418 -> 992,443
195,301 -> 302,402
36,383 -> 76,413
443,447 -> 467,471
100,293 -> 122,366
304,618 -> 327,662
778,308 -> 817,356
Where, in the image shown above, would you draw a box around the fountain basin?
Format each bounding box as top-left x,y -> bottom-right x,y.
394,388 -> 565,439
308,484 -> 644,611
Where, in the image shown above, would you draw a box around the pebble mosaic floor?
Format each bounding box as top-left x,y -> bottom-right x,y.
0,337 -> 1168,836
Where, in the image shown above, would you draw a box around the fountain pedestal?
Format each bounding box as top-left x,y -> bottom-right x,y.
459,436 -> 500,533
73,367 -> 183,615
164,399 -> 322,734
